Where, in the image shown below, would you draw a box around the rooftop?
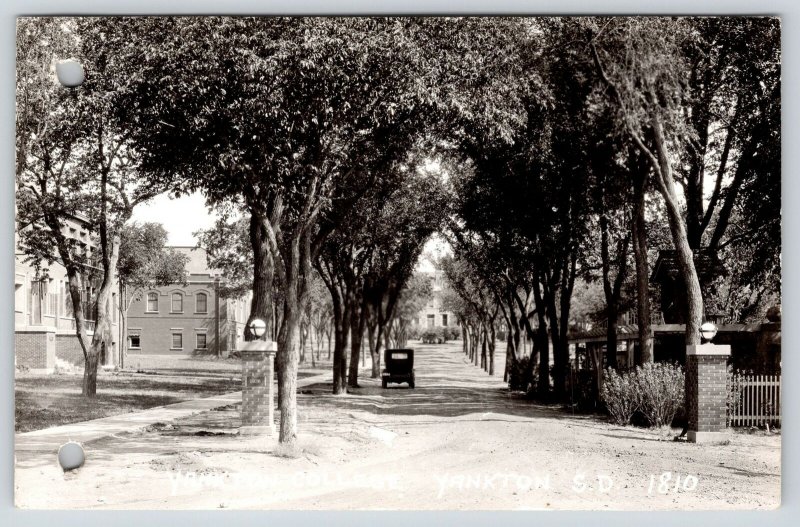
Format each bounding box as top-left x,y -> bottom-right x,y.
170,246 -> 220,277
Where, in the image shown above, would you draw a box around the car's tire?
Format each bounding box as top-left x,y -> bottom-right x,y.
409,380 -> 415,389
382,379 -> 388,389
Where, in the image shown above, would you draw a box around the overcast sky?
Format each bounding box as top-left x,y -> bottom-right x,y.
130,192 -> 218,246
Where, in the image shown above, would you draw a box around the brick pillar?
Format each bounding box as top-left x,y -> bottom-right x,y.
685,343 -> 730,443
239,340 -> 277,436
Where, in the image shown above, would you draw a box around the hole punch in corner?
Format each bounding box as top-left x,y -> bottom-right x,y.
58,441 -> 85,472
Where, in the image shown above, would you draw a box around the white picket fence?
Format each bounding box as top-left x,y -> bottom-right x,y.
727,373 -> 781,427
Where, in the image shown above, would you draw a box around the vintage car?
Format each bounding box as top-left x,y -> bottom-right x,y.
381,348 -> 415,388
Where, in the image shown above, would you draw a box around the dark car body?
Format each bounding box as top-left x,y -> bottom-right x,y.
381,348 -> 415,388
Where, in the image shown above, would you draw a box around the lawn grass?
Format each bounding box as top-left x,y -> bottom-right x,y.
16,354 -> 324,433
15,370 -> 240,433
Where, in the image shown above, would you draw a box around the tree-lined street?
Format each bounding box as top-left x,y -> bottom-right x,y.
14,16 -> 781,511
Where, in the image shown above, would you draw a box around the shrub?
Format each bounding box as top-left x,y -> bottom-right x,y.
634,362 -> 684,428
421,327 -> 448,344
444,326 -> 461,340
600,367 -> 640,425
508,356 -> 531,392
726,366 -> 739,426
408,324 -> 423,341
567,368 -> 599,413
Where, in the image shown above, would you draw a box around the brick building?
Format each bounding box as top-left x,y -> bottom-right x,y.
125,247 -> 251,357
14,213 -> 120,372
414,269 -> 456,329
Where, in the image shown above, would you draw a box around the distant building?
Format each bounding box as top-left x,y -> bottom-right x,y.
125,247 -> 251,357
14,214 -> 120,372
414,269 -> 456,329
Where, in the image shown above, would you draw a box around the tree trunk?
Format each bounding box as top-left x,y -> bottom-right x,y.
367,311 -> 380,377
330,287 -> 350,395
84,232 -> 121,396
632,169 -> 654,364
555,253 -> 577,399
310,326 -> 316,368
600,212 -> 618,370
245,211 -> 274,340
119,283 -> 127,369
480,323 -> 488,372
532,281 -> 550,398
651,117 -> 703,346
327,329 -> 332,360
348,301 -> 366,387
606,310 -> 618,370
488,323 -> 496,375
277,302 -> 300,445
299,323 -> 306,364
589,342 -> 603,406
504,331 -> 512,382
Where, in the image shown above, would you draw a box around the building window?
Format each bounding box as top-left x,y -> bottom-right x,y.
30,279 -> 46,324
196,292 -> 208,313
427,314 -> 435,328
64,283 -> 73,316
171,333 -> 183,350
146,292 -> 159,312
14,283 -> 24,313
46,279 -> 57,317
196,333 -> 207,349
129,335 -> 141,349
171,292 -> 183,313
442,314 -> 448,327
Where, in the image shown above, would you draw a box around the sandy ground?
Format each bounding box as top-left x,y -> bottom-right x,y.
14,342 -> 780,510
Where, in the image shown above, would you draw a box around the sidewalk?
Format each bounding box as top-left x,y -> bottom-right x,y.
15,371 -> 331,454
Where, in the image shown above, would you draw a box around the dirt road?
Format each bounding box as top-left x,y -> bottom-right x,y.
14,342 -> 780,510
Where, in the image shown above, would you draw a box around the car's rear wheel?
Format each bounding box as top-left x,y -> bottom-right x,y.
382,379 -> 388,389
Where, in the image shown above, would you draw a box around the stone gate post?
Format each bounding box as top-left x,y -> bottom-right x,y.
685,343 -> 730,443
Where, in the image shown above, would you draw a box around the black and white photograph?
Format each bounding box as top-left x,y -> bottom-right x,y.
13,16 -> 781,510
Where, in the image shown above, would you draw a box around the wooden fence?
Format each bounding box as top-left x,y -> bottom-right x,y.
727,373 -> 781,427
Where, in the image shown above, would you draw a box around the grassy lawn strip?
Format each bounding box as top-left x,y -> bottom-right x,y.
15,369 -> 320,433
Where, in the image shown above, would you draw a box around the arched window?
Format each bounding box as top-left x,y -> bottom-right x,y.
171,292 -> 183,313
146,292 -> 159,313
196,292 -> 208,313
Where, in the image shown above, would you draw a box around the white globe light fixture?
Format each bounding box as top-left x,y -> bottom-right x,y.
700,321 -> 718,343
55,59 -> 85,88
248,318 -> 267,339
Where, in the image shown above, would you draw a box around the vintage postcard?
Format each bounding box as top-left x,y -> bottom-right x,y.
14,16 -> 781,510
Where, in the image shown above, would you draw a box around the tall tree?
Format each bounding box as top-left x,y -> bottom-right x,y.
588,17 -> 705,346
16,18 -> 170,395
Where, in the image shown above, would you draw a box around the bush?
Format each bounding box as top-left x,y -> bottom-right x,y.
600,362 -> 685,428
508,356 -> 531,392
566,368 -> 598,413
634,362 -> 684,428
408,324 -> 423,341
600,367 -> 639,425
444,326 -> 461,340
421,327 -> 448,344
